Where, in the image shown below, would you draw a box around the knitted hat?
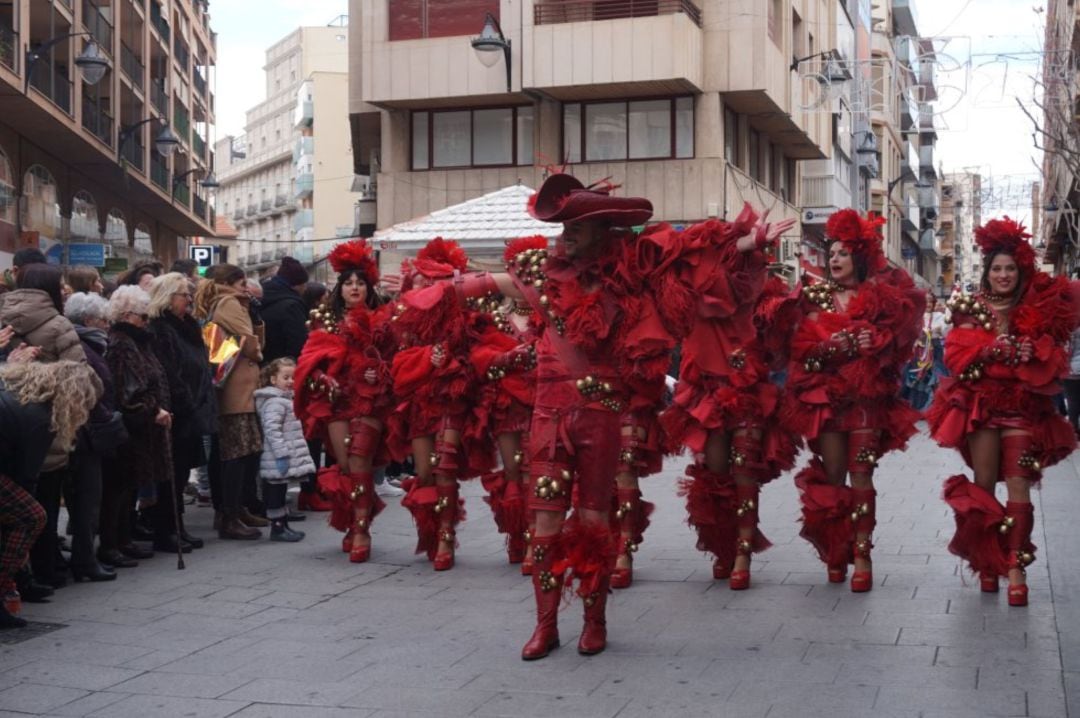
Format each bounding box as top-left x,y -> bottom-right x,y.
277,256 -> 309,286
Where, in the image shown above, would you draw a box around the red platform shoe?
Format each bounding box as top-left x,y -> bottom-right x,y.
827,565 -> 847,583
729,538 -> 753,591
1007,583 -> 1028,607
980,573 -> 999,593
713,559 -> 732,580
433,530 -> 455,571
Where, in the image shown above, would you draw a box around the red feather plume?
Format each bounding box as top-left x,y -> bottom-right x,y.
974,216 -> 1036,273
825,209 -> 887,273
503,235 -> 549,263
413,237 -> 469,278
328,239 -> 379,285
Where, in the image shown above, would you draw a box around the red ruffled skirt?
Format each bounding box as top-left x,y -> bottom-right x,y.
781,389 -> 920,457
927,378 -> 1076,478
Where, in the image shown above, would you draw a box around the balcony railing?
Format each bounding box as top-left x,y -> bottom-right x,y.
120,43 -> 144,90
259,199 -> 271,213
173,103 -> 190,144
150,79 -> 167,113
81,95 -> 114,147
1,23 -> 19,72
173,37 -> 190,71
150,153 -> 169,189
192,132 -> 206,159
193,194 -> 206,220
29,62 -> 73,114
150,1 -> 170,43
292,209 -> 314,232
246,203 -> 258,217
192,69 -> 207,98
295,173 -> 314,198
173,180 -> 190,207
534,0 -> 702,27
121,136 -> 145,172
82,0 -> 114,52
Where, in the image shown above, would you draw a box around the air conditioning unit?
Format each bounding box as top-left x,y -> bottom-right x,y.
780,237 -> 801,262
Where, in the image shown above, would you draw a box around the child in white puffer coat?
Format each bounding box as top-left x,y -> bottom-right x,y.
255,358 -> 317,541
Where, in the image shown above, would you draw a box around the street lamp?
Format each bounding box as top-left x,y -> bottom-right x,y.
25,34 -> 110,93
117,117 -> 181,165
470,12 -> 511,92
172,168 -> 219,191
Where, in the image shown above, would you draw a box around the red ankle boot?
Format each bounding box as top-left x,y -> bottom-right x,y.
522,537 -> 561,660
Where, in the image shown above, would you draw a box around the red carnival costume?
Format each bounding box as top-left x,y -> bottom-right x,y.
661,205 -> 800,589
783,209 -> 924,591
469,237 -> 544,569
927,218 -> 1078,606
294,239 -> 394,563
441,173 -> 664,658
390,238 -> 492,570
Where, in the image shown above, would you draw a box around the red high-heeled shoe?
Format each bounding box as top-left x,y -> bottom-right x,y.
980,573 -> 999,593
349,543 -> 370,563
433,530 -> 455,571
610,565 -> 632,589
712,559 -> 731,580
850,569 -> 872,593
827,565 -> 847,583
1007,583 -> 1028,607
298,491 -> 334,512
520,556 -> 534,576
341,529 -> 353,554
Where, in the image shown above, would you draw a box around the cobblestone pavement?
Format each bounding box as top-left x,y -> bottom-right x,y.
1,427 -> 1077,717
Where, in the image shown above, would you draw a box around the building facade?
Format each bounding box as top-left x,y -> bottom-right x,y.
215,21 -> 357,275
943,170 -> 982,291
0,0 -> 217,270
350,0 -> 849,275
1039,0 -> 1079,276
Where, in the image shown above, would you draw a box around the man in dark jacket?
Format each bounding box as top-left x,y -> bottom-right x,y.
259,256 -> 309,363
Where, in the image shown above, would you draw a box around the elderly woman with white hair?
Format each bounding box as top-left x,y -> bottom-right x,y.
98,286 -> 173,569
62,292 -> 121,581
147,273 -> 216,553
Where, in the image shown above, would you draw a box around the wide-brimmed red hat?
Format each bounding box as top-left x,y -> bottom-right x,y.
527,173 -> 653,227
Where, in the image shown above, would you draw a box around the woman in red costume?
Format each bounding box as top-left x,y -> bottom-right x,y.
662,205 -> 799,590
391,238 -> 489,571
294,239 -> 394,563
928,218 -> 1078,607
470,237 -> 544,570
783,209 -> 924,592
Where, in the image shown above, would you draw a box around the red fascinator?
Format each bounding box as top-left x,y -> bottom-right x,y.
974,217 -> 1036,274
413,237 -> 469,279
503,235 -> 549,263
528,173 -> 653,227
825,208 -> 888,273
328,238 -> 379,285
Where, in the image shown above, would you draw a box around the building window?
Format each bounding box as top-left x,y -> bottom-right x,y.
389,0 -> 499,41
723,107 -> 737,164
768,0 -> 782,47
411,106 -> 534,170
748,128 -> 761,181
563,97 -> 694,163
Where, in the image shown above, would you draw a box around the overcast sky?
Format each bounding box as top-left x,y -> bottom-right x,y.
209,0 -> 1045,216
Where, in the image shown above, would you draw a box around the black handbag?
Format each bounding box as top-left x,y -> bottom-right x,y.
86,410 -> 130,456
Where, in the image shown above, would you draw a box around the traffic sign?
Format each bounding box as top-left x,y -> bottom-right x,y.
190,245 -> 216,267
69,243 -> 106,267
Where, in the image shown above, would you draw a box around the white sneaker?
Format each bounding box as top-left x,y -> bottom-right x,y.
376,482 -> 405,497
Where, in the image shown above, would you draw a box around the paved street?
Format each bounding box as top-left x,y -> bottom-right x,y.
1,427 -> 1077,718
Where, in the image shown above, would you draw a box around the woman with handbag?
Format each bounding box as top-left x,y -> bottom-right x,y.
148,273 -> 217,552
195,265 -> 266,540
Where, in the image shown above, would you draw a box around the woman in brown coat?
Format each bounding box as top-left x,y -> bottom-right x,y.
195,264 -> 266,540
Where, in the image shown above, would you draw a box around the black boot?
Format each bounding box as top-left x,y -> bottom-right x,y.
0,605 -> 26,630
71,562 -> 117,582
270,518 -> 305,543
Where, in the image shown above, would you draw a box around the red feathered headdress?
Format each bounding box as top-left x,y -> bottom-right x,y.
328,239 -> 379,285
975,217 -> 1036,274
503,235 -> 549,263
825,209 -> 888,273
413,237 -> 469,279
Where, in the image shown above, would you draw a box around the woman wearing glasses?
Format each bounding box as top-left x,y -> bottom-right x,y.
147,273 -> 217,553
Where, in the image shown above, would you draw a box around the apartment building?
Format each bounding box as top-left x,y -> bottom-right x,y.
350,0 -> 844,272
215,21 -> 356,274
944,170 -> 982,290
1039,0 -> 1079,275
0,0 -> 216,269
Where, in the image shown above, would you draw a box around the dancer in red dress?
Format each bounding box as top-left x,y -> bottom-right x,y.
783,209 -> 924,592
471,237 -> 544,570
662,206 -> 798,590
391,238 -> 490,571
294,239 -> 394,563
927,218 -> 1078,606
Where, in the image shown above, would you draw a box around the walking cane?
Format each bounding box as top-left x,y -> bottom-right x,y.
167,427 -> 185,570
